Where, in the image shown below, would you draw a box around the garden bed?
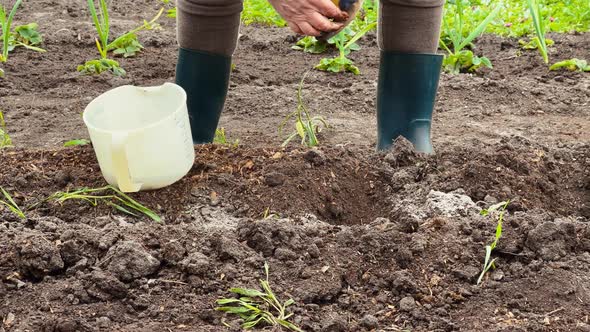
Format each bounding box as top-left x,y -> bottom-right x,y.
1,0 -> 589,331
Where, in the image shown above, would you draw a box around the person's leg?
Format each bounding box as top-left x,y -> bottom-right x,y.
176,0 -> 242,143
376,0 -> 445,153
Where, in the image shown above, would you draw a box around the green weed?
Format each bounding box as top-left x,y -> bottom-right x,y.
550,58 -> 590,72
49,185 -> 161,222
216,262 -> 302,331
477,200 -> 510,285
0,187 -> 26,219
0,110 -> 12,148
279,72 -> 328,147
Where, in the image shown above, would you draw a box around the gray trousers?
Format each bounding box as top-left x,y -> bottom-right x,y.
177,0 -> 444,57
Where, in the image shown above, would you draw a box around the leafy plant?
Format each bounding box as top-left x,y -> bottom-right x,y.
214,128 -> 239,148
49,185 -> 161,222
440,1 -> 501,74
78,0 -> 162,76
279,72 -> 328,147
526,0 -> 550,63
0,110 -> 12,148
550,58 -> 590,72
216,262 -> 302,331
315,23 -> 375,75
0,187 -> 26,219
477,200 -> 510,285
64,139 -> 91,147
0,0 -> 22,64
10,23 -> 45,51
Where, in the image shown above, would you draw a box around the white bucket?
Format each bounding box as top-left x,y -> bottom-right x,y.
83,83 -> 195,192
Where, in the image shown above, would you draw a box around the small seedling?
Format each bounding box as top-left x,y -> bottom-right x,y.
214,128 -> 240,148
550,58 -> 590,72
315,23 -> 375,75
49,185 -> 161,222
477,200 -> 510,285
0,0 -> 22,65
216,262 -> 302,331
0,110 -> 12,148
279,72 -> 328,147
0,187 -> 26,219
526,0 -> 550,63
63,139 -> 91,147
440,2 -> 500,74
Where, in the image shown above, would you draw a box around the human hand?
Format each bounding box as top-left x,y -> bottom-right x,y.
268,0 -> 349,36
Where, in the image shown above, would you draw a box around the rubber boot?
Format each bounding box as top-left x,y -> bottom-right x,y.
176,48 -> 232,144
377,52 -> 443,153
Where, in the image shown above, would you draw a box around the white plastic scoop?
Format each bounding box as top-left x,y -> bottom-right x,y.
83,83 -> 195,193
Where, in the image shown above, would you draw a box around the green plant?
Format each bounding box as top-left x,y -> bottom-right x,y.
63,139 -> 91,147
8,22 -> 45,54
526,0 -> 550,63
214,128 -> 240,148
78,0 -> 124,75
279,72 -> 328,147
78,0 -> 162,76
315,23 -> 376,75
0,187 -> 26,219
216,262 -> 302,331
440,1 -> 501,74
477,200 -> 510,285
49,185 -> 161,222
550,58 -> 590,72
0,0 -> 22,64
0,110 -> 12,148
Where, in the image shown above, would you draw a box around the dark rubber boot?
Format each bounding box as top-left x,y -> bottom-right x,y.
176,48 -> 232,144
377,52 -> 443,153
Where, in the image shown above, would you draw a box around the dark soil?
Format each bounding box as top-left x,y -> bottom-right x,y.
1,0 -> 590,331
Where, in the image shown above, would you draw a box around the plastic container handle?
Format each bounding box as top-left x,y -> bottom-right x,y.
111,133 -> 142,192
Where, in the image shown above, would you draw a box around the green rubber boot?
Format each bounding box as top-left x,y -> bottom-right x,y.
377,52 -> 443,153
176,48 -> 232,144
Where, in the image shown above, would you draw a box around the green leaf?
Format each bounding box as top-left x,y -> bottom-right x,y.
64,139 -> 90,147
